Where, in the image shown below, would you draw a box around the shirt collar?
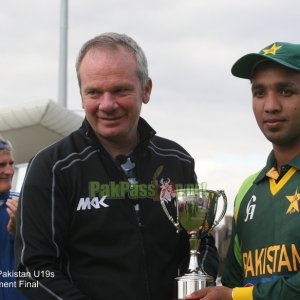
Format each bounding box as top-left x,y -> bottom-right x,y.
254,151 -> 300,183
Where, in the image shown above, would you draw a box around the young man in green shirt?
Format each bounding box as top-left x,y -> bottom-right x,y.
186,42 -> 300,300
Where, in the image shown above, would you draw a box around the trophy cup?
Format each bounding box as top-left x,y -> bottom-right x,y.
160,184 -> 227,299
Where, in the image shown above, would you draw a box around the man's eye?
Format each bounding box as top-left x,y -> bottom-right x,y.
252,89 -> 265,97
115,88 -> 128,94
87,90 -> 101,97
88,90 -> 97,95
281,89 -> 293,96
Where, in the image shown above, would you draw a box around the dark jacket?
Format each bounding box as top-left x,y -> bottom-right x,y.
15,118 -> 218,300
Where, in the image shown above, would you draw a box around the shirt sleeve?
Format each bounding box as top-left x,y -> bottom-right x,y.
14,156 -> 90,300
233,287 -> 253,300
198,234 -> 219,280
221,216 -> 244,288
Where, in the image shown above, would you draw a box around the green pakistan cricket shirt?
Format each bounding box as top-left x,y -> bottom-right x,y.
222,151 -> 300,300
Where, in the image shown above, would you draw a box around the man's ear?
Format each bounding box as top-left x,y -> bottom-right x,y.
80,89 -> 85,109
142,78 -> 152,104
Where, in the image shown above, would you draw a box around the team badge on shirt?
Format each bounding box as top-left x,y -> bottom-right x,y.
244,195 -> 257,222
285,188 -> 300,214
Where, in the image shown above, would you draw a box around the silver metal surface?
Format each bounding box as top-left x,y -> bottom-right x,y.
161,187 -> 227,298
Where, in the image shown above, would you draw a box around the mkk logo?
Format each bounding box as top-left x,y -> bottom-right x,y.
77,196 -> 109,211
244,195 -> 256,222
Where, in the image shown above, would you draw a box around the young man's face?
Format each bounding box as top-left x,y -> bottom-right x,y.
251,63 -> 300,148
0,151 -> 14,194
79,46 -> 152,151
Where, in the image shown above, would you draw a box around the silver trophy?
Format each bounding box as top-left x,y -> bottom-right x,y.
160,184 -> 227,299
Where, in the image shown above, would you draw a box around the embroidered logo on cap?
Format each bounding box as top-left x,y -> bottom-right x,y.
263,43 -> 282,55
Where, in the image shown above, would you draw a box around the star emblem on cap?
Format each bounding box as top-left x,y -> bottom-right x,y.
263,43 -> 282,55
286,188 -> 300,214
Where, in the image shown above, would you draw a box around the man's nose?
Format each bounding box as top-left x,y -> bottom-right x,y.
98,93 -> 118,111
264,92 -> 281,113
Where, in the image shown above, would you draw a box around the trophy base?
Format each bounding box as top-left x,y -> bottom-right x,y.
176,273 -> 214,299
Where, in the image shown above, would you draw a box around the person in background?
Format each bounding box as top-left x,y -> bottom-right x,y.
186,42 -> 300,300
0,139 -> 26,300
14,32 -> 218,300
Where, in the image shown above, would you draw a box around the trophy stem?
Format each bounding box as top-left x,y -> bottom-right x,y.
188,231 -> 200,273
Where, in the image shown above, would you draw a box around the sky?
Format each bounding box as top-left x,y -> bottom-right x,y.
1,0 -> 300,217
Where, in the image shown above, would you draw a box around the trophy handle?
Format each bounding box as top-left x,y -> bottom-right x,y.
210,190 -> 227,232
160,200 -> 180,232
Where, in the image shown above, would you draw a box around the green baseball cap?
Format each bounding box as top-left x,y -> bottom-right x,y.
231,42 -> 300,79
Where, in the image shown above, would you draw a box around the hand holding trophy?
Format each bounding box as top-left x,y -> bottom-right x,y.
160,182 -> 227,299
